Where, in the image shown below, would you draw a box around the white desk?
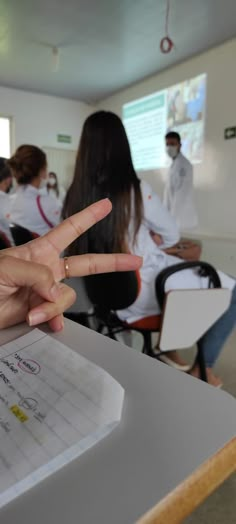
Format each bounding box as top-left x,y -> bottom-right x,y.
0,320 -> 236,524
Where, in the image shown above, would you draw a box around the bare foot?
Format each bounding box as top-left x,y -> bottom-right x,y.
163,350 -> 188,367
189,367 -> 223,388
155,350 -> 190,371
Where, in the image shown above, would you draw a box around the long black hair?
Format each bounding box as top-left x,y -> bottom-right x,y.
62,111 -> 143,255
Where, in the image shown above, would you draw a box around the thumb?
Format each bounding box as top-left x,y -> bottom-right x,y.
0,255 -> 60,302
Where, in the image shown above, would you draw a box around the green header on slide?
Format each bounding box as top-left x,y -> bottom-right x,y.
123,92 -> 165,119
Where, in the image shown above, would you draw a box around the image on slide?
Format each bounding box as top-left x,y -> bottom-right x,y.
122,73 -> 207,171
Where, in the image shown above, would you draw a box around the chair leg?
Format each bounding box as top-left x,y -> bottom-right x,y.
98,323 -> 104,334
142,332 -> 153,357
107,326 -> 118,340
196,346 -> 208,382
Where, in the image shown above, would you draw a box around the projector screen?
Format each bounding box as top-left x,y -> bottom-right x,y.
122,73 -> 207,171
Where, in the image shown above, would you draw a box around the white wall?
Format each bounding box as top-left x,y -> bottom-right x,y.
0,86 -> 94,152
98,38 -> 236,241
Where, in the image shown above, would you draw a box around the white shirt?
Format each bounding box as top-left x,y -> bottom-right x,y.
163,152 -> 198,231
8,185 -> 62,236
0,191 -> 13,246
117,181 -> 234,323
48,186 -> 66,203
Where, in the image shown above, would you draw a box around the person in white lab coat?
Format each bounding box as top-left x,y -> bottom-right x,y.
7,145 -> 62,236
0,158 -> 14,246
63,111 -> 236,387
163,131 -> 198,231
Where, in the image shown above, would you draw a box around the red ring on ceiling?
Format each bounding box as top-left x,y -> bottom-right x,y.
160,36 -> 174,54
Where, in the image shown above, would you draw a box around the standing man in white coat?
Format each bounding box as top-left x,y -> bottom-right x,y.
163,131 -> 198,231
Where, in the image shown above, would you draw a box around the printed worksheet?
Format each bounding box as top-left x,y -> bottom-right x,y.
0,329 -> 124,508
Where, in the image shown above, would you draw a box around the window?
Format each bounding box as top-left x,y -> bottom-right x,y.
0,117 -> 12,158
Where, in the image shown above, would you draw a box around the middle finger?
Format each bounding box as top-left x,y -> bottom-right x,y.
59,253 -> 143,280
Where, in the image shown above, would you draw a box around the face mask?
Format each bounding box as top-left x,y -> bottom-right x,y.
48,179 -> 56,187
166,145 -> 179,159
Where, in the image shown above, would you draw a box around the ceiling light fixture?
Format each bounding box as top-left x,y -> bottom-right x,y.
160,0 -> 174,54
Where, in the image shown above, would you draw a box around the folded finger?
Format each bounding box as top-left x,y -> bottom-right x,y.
0,255 -> 60,302
27,283 -> 76,326
48,315 -> 65,332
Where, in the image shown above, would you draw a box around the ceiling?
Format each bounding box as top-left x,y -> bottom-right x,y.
0,0 -> 236,103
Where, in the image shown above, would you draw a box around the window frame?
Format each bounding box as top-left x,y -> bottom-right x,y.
0,114 -> 14,158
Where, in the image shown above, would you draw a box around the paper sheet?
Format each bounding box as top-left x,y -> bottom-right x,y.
0,329 -> 124,508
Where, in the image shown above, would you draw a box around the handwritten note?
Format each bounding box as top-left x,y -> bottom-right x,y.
0,329 -> 124,508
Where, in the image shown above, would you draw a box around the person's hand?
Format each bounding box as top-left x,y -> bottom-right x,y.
164,240 -> 202,261
0,199 -> 142,331
164,245 -> 181,256
150,231 -> 163,246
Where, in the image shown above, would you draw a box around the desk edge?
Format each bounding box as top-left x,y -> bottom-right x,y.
137,436 -> 236,524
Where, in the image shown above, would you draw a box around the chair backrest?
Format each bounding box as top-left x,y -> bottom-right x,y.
9,223 -> 36,246
159,288 -> 231,351
84,272 -> 139,312
156,261 -> 221,310
0,231 -> 11,250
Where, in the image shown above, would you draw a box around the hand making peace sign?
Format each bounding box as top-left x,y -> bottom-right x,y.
0,199 -> 142,331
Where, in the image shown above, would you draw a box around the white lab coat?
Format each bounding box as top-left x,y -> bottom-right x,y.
47,186 -> 66,203
8,185 -> 62,236
0,191 -> 13,246
117,181 -> 235,323
163,152 -> 198,231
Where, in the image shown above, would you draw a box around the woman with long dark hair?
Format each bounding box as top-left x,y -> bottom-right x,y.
63,111 -> 236,387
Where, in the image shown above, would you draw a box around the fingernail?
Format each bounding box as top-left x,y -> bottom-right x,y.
103,198 -> 112,205
28,311 -> 47,326
50,283 -> 60,300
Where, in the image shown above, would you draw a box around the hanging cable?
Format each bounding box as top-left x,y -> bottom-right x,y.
165,0 -> 170,35
160,0 -> 174,54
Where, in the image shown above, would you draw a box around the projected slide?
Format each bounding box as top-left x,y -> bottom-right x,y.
122,73 -> 207,171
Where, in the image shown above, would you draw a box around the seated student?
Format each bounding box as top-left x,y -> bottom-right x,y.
47,171 -> 66,203
0,199 -> 141,330
7,145 -> 62,236
0,158 -> 14,246
62,111 -> 236,387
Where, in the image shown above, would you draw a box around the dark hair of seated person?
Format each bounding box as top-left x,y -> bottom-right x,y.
8,145 -> 47,185
0,157 -> 12,183
62,111 -> 143,255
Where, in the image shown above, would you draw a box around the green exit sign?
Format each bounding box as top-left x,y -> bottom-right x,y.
57,134 -> 72,144
224,126 -> 236,140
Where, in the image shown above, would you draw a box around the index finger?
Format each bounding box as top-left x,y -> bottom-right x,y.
43,199 -> 112,254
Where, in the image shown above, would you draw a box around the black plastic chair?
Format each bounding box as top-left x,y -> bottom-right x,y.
84,271 -> 139,340
83,262 -> 228,382
9,223 -> 38,246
